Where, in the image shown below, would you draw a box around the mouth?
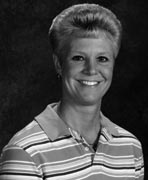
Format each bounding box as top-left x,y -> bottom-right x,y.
78,80 -> 99,86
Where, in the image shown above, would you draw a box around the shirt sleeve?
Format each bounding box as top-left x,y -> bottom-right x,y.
135,142 -> 145,180
0,145 -> 42,180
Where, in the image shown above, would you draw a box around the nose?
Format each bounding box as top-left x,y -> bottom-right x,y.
83,58 -> 98,75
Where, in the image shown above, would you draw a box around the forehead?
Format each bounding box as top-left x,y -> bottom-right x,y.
71,36 -> 113,49
59,31 -> 117,60
68,36 -> 115,58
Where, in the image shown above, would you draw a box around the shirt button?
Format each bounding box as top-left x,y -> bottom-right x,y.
85,147 -> 89,151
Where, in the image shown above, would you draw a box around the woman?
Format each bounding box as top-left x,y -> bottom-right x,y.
0,3 -> 144,180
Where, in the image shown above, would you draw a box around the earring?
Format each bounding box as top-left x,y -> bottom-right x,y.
57,71 -> 62,79
57,73 -> 61,79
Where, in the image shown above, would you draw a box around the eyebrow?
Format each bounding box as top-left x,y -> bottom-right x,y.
70,50 -> 113,57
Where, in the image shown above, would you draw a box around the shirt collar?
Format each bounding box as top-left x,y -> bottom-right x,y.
35,103 -> 71,141
35,102 -> 119,141
100,112 -> 120,140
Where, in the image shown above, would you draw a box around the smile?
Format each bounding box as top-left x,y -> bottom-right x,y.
79,80 -> 99,86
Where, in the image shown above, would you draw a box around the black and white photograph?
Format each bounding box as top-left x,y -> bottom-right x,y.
0,0 -> 147,179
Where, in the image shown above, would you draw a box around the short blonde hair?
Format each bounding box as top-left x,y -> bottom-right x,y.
49,3 -> 122,58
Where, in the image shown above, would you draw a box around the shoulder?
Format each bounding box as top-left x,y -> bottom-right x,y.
102,113 -> 142,145
2,103 -> 59,156
112,122 -> 143,157
0,121 -> 43,179
114,123 -> 141,144
102,114 -> 143,157
5,120 -> 50,150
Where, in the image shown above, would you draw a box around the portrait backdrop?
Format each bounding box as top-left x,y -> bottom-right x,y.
0,0 -> 148,178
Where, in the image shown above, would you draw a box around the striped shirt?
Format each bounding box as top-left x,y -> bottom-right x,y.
0,102 -> 144,180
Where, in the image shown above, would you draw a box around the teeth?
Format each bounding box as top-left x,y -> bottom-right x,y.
81,81 -> 98,86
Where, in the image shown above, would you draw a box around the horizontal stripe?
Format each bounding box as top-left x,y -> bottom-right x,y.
0,172 -> 42,178
24,140 -> 51,151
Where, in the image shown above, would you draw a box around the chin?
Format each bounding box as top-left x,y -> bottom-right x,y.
78,97 -> 102,106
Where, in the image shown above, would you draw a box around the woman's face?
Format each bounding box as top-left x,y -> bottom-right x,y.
58,35 -> 115,106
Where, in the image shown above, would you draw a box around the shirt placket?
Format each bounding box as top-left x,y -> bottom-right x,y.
68,127 -> 97,165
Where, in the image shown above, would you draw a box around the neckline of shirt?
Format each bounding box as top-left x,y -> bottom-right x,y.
35,102 -> 119,142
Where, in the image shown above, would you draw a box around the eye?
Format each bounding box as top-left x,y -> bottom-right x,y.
72,55 -> 84,62
97,56 -> 109,63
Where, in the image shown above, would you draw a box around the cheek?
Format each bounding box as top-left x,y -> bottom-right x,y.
62,66 -> 75,82
63,62 -> 81,77
103,67 -> 114,80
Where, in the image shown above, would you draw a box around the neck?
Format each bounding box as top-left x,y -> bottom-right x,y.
57,99 -> 102,137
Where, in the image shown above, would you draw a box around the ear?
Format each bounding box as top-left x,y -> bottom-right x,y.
53,54 -> 62,75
